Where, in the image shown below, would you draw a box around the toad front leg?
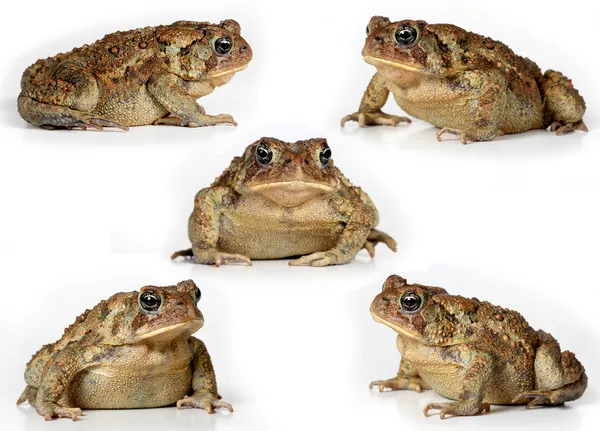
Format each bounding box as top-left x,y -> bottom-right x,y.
370,358 -> 431,393
289,197 -> 375,267
33,344 -> 115,421
177,338 -> 233,413
341,73 -> 411,127
148,73 -> 237,127
171,187 -> 251,266
423,349 -> 492,419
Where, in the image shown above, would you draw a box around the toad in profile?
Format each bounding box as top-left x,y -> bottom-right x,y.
18,20 -> 252,130
370,275 -> 587,418
342,17 -> 587,143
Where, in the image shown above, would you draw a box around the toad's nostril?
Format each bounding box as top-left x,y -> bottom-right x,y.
375,36 -> 384,42
177,301 -> 185,306
241,45 -> 247,51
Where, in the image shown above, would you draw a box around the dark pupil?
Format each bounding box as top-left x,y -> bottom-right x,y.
402,294 -> 421,311
320,147 -> 332,165
256,144 -> 272,165
366,25 -> 370,35
395,26 -> 417,45
141,292 -> 160,311
215,37 -> 232,54
194,287 -> 201,302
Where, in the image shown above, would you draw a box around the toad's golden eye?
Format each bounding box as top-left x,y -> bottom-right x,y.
399,292 -> 423,313
194,286 -> 201,304
139,291 -> 161,312
395,25 -> 418,47
214,37 -> 232,55
255,141 -> 273,167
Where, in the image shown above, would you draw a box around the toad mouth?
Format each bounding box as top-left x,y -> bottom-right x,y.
363,56 -> 425,72
249,180 -> 335,192
137,319 -> 203,340
207,64 -> 249,78
370,309 -> 421,340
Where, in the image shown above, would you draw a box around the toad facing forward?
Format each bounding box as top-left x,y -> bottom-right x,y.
342,18 -> 587,144
172,137 -> 396,267
370,275 -> 587,418
18,20 -> 252,130
17,280 -> 232,421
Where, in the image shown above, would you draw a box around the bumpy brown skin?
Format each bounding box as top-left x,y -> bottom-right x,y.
370,275 -> 587,419
342,17 -> 587,144
171,137 -> 396,267
18,20 -> 252,130
16,280 -> 232,421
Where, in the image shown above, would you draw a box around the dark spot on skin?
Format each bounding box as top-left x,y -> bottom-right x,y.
411,46 -> 428,66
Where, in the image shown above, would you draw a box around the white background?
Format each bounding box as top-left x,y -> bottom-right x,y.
1,0 -> 599,430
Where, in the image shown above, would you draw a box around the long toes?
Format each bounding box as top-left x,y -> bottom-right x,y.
288,255 -> 315,266
57,407 -> 83,421
89,118 -> 129,131
213,254 -> 252,266
577,121 -> 589,132
289,253 -> 333,267
223,254 -> 252,266
383,116 -> 411,126
214,401 -> 234,412
340,114 -> 357,126
526,397 -> 550,409
364,241 -> 376,258
73,121 -> 103,130
423,403 -> 444,417
215,114 -> 236,125
385,238 -> 397,252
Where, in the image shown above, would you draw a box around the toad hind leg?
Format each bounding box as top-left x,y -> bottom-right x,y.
184,187 -> 252,266
512,331 -> 587,408
363,228 -> 397,258
18,95 -> 128,131
436,72 -> 506,144
541,70 -> 587,136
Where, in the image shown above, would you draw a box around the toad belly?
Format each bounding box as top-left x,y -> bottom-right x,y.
64,364 -> 192,409
217,196 -> 345,259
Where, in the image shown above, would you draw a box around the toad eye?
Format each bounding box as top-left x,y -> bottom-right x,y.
194,286 -> 201,303
395,25 -> 418,47
366,25 -> 370,35
399,292 -> 423,313
255,142 -> 273,167
319,144 -> 332,165
139,291 -> 161,313
214,37 -> 233,55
